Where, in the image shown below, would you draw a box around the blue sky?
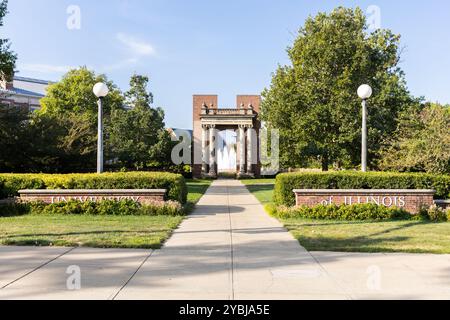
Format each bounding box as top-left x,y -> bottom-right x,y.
4,0 -> 450,129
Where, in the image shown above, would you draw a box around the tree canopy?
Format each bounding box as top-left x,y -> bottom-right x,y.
24,68 -> 125,172
108,74 -> 172,170
379,103 -> 450,175
39,67 -> 123,117
0,68 -> 174,173
0,0 -> 16,80
261,7 -> 419,171
0,0 -> 23,172
0,105 -> 29,171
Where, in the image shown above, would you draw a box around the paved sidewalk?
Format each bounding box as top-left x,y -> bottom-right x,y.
116,179 -> 347,300
1,179 -> 450,300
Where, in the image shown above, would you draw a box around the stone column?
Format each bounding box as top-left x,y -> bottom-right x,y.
247,125 -> 254,175
239,125 -> 246,175
201,125 -> 208,174
209,125 -> 217,176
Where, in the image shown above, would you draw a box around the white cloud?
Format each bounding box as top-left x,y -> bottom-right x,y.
19,63 -> 75,74
19,60 -> 139,75
117,32 -> 156,57
18,34 -> 156,75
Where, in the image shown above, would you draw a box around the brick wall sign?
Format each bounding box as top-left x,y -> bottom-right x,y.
18,189 -> 167,205
293,189 -> 436,214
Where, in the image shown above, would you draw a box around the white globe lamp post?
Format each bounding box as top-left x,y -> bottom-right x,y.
93,83 -> 109,174
357,84 -> 373,172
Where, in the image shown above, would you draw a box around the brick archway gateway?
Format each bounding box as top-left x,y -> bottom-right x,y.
192,95 -> 262,179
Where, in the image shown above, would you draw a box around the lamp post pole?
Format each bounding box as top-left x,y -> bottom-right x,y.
357,84 -> 373,173
93,82 -> 109,174
97,97 -> 104,174
361,99 -> 368,173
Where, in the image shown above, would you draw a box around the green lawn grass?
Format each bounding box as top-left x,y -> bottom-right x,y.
240,179 -> 276,185
243,180 -> 450,254
283,218 -> 450,254
0,215 -> 183,249
185,179 -> 213,213
0,179 -> 212,249
241,179 -> 275,205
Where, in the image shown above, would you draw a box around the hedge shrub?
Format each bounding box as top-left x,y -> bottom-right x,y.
0,175 -> 46,199
1,200 -> 184,217
419,205 -> 448,223
274,171 -> 450,207
271,203 -> 411,221
0,172 -> 187,204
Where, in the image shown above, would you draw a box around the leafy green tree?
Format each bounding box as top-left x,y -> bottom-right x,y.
107,74 -> 172,170
379,103 -> 450,174
22,114 -> 66,172
125,73 -> 154,107
0,104 -> 29,171
261,7 -> 419,171
0,0 -> 16,81
27,112 -> 101,172
35,68 -> 124,172
39,67 -> 123,116
0,1 -> 28,172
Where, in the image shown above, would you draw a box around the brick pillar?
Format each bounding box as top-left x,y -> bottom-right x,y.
237,95 -> 261,114
193,95 -> 218,178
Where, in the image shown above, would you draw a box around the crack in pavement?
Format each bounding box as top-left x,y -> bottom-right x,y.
1,247 -> 76,290
111,250 -> 154,300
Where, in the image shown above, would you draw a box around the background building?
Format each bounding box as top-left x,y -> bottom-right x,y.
0,76 -> 51,111
192,95 -> 262,178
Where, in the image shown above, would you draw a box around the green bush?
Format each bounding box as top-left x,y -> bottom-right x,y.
0,175 -> 46,199
8,200 -> 185,217
264,204 -> 278,216
419,205 -> 448,223
410,209 -> 430,222
272,203 -> 411,221
0,172 -> 187,203
0,203 -> 31,217
274,171 -> 450,206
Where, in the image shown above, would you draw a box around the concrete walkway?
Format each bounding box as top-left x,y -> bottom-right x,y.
116,179 -> 347,300
1,179 -> 450,300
